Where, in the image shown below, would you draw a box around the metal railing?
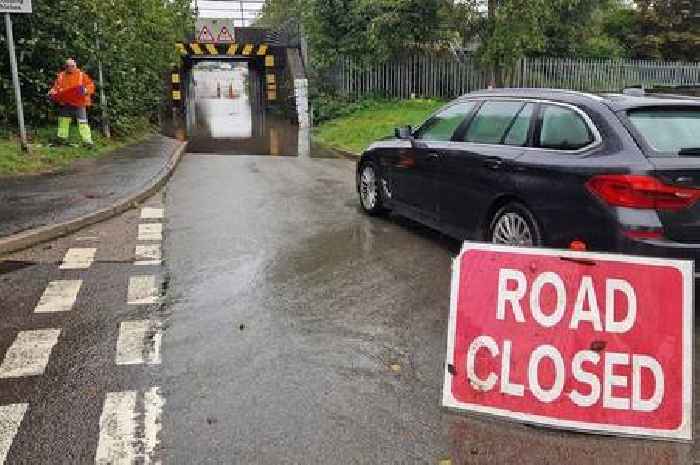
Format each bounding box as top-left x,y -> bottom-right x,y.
331,54 -> 700,99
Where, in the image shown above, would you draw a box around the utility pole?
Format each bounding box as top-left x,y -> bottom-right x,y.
488,0 -> 498,88
95,23 -> 111,138
4,13 -> 28,150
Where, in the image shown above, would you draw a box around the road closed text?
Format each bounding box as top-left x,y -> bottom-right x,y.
443,244 -> 693,440
467,269 -> 663,411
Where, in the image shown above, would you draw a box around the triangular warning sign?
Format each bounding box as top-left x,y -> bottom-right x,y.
198,26 -> 215,43
217,26 -> 234,43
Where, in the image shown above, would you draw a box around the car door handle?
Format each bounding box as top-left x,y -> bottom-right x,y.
483,158 -> 505,170
427,152 -> 442,161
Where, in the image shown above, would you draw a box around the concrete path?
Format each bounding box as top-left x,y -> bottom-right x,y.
0,135 -> 182,239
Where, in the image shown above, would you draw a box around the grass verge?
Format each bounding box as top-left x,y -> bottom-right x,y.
0,126 -> 153,177
313,99 -> 445,155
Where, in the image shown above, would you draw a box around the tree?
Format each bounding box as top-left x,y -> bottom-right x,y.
634,0 -> 700,61
477,0 -> 550,84
0,0 -> 193,134
259,0 -> 457,67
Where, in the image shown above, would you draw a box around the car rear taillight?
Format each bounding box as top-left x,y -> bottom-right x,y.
622,228 -> 665,240
586,174 -> 700,211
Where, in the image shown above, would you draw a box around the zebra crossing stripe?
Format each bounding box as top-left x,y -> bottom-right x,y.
116,320 -> 162,366
143,387 -> 165,465
140,208 -> 164,220
128,276 -> 159,305
95,388 -> 165,465
60,248 -> 97,270
34,280 -> 82,313
0,403 -> 28,464
138,224 -> 163,242
95,391 -> 137,465
135,244 -> 162,266
0,329 -> 61,379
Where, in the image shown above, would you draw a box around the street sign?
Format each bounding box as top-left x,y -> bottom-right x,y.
217,26 -> 234,43
443,243 -> 693,441
196,18 -> 235,44
198,26 -> 214,43
0,0 -> 31,13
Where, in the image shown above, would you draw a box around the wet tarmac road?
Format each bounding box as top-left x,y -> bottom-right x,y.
2,149 -> 699,464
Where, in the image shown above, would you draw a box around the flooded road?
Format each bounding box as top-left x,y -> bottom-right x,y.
159,153 -> 698,464
184,60 -> 304,157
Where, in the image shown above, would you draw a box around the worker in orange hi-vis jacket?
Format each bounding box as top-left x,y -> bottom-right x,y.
49,58 -> 96,146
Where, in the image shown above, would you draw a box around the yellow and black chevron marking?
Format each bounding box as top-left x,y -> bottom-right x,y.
266,72 -> 277,101
177,42 -> 270,58
174,42 -> 278,102
171,67 -> 182,104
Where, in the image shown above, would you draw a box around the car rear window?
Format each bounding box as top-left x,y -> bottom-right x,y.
538,104 -> 593,150
628,108 -> 700,157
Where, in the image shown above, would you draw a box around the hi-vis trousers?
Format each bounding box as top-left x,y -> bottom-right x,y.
57,105 -> 93,144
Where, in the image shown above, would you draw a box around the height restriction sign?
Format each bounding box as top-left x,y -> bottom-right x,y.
0,0 -> 31,13
443,243 -> 693,441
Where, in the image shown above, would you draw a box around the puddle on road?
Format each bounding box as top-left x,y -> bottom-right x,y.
187,115 -> 303,156
161,60 -> 343,159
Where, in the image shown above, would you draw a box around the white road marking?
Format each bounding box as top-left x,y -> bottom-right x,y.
95,391 -> 137,465
138,224 -> 163,242
127,276 -> 159,305
116,321 -> 162,366
0,329 -> 61,379
143,387 -> 165,465
141,208 -> 164,220
34,280 -> 82,313
60,248 -> 97,270
134,245 -> 162,266
0,403 -> 28,464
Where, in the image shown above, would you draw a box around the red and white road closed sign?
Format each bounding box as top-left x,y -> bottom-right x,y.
443,243 -> 693,441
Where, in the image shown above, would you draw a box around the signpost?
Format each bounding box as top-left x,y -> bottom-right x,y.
443,243 -> 693,441
2,0 -> 32,150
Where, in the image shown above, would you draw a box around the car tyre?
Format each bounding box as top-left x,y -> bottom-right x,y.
359,162 -> 387,215
489,202 -> 543,247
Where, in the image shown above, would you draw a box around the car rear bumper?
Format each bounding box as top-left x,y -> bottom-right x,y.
616,234 -> 700,271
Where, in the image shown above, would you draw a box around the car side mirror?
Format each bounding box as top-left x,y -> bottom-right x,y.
395,126 -> 413,140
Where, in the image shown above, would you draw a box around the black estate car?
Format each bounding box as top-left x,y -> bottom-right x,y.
356,88 -> 700,262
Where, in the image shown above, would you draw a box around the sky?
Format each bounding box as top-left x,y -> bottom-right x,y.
194,1 -> 265,25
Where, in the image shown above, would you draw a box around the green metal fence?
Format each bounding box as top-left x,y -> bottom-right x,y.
331,54 -> 700,99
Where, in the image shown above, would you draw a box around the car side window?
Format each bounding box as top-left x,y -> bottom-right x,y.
462,101 -> 526,144
416,102 -> 475,141
538,105 -> 593,150
503,103 -> 535,146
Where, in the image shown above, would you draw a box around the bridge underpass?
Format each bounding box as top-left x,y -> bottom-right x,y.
171,27 -> 309,156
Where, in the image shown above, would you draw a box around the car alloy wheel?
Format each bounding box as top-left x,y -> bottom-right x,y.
360,164 -> 379,211
492,212 -> 534,246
